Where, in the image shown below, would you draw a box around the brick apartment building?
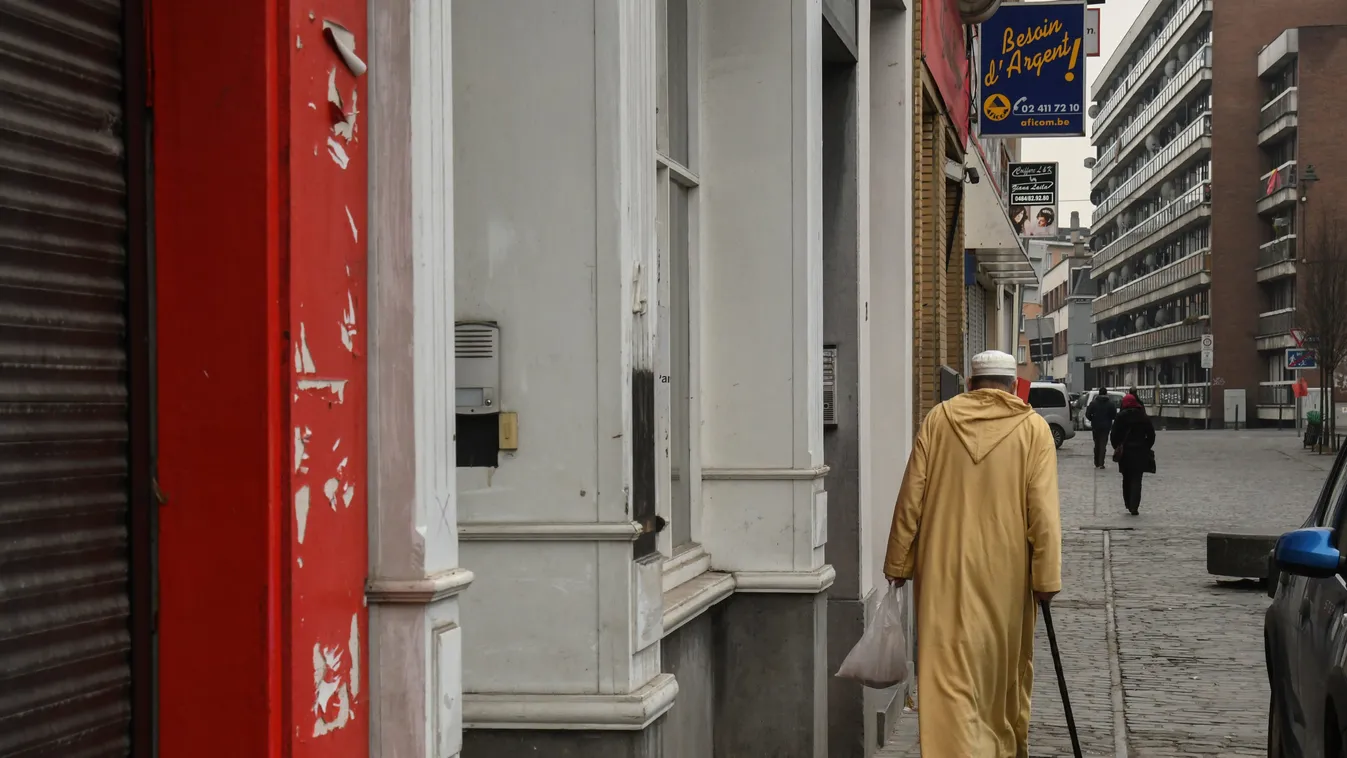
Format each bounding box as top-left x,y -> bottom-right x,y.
1087,0 -> 1347,427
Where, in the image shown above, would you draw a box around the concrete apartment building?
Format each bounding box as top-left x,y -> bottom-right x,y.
1087,0 -> 1347,427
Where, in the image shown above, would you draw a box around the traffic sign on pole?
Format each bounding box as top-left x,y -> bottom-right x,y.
1291,328 -> 1307,348
1287,348 -> 1319,370
1200,334 -> 1214,369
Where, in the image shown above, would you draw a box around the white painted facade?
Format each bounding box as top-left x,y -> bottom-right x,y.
364,0 -> 919,754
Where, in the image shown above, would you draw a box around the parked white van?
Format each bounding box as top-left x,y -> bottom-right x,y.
1028,382 -> 1075,449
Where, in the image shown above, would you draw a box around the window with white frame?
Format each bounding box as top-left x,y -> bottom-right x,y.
656,0 -> 698,555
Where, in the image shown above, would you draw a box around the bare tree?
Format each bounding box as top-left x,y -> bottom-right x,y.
1299,212 -> 1347,451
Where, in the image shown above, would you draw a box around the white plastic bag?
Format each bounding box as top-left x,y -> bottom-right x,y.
834,585 -> 910,689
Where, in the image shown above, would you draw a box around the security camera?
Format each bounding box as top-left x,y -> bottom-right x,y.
965,167 -> 981,184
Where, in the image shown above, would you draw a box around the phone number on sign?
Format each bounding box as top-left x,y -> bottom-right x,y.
1013,101 -> 1082,115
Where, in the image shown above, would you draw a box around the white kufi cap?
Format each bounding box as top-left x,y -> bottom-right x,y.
970,350 -> 1018,378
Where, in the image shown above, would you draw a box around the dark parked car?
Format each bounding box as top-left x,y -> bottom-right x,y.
1266,443 -> 1347,756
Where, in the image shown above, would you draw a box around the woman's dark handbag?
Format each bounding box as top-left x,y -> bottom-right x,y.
1112,426 -> 1131,463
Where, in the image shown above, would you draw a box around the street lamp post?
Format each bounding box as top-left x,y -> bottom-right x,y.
1300,165 -> 1320,441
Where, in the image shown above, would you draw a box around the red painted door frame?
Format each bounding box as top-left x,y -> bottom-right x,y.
152,0 -> 368,755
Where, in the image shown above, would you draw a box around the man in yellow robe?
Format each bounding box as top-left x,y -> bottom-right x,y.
885,350 -> 1062,757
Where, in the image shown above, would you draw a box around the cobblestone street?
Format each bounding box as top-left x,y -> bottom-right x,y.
879,429 -> 1335,757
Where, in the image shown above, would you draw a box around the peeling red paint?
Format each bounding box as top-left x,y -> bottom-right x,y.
155,0 -> 367,755
287,2 -> 368,755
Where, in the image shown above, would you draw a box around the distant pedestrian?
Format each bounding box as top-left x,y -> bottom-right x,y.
885,350 -> 1062,756
1111,394 -> 1157,515
1128,385 -> 1144,408
1085,386 -> 1118,469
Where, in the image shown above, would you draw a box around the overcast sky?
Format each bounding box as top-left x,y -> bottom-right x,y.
1019,0 -> 1148,232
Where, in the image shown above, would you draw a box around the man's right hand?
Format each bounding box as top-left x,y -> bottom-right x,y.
1034,590 -> 1059,604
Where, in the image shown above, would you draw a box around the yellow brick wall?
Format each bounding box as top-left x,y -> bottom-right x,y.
911,0 -> 926,430
912,5 -> 969,428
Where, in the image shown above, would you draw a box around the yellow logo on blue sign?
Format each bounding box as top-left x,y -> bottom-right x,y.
983,94 -> 1012,122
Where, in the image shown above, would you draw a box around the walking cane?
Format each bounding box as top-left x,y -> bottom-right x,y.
1040,599 -> 1083,758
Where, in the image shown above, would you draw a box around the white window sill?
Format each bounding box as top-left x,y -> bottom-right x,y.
661,570 -> 734,637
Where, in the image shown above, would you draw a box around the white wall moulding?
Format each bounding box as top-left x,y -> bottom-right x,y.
733,564 -> 837,594
661,571 -> 736,635
701,465 -> 831,481
457,521 -> 644,541
463,673 -> 680,731
366,568 -> 475,605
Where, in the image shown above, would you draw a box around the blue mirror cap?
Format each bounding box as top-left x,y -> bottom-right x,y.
1275,528 -> 1343,578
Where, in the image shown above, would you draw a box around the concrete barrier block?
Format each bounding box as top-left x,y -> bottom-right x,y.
1207,532 -> 1279,580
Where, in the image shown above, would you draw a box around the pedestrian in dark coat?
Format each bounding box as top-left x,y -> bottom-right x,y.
1085,387 -> 1118,469
1110,394 -> 1156,515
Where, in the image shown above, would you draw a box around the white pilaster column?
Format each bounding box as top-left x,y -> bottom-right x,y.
367,1 -> 472,756
866,4 -> 918,737
867,1 -> 915,591
701,0 -> 832,587
449,0 -> 675,736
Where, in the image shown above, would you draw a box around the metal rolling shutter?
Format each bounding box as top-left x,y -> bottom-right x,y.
967,285 -> 987,357
0,1 -> 135,754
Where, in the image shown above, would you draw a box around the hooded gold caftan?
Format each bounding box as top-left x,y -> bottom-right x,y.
884,389 -> 1062,758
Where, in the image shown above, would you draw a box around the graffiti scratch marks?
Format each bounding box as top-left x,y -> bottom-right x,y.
294,426 -> 312,473
340,291 -> 357,353
345,206 -> 358,242
297,379 -> 348,403
311,613 -> 363,738
328,68 -> 359,144
348,614 -> 361,698
312,643 -> 352,737
323,478 -> 340,511
327,137 -> 350,169
298,323 -> 317,374
295,485 -> 311,544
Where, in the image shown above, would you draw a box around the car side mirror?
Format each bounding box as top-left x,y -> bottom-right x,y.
1274,528 -> 1345,579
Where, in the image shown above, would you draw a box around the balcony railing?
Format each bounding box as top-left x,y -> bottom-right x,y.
1093,141 -> 1119,181
1258,234 -> 1297,268
1257,308 -> 1294,337
1093,114 -> 1211,225
1093,182 -> 1211,270
1133,383 -> 1211,408
1260,161 -> 1297,200
1093,250 -> 1209,315
1094,44 -> 1212,184
1260,87 -> 1298,131
1093,320 -> 1206,360
1259,381 -> 1295,407
1119,45 -> 1212,153
1093,0 -> 1205,132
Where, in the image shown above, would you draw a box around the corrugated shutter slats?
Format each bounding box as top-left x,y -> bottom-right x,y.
0,0 -> 133,755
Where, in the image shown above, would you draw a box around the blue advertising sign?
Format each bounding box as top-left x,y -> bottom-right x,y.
978,1 -> 1087,138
